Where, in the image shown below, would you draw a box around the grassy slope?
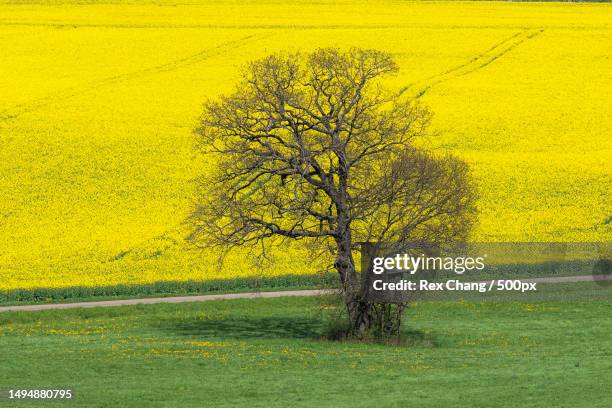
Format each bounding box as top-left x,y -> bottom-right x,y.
1,296 -> 611,407
0,1 -> 610,291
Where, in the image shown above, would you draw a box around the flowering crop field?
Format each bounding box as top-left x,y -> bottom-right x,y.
0,1 -> 610,292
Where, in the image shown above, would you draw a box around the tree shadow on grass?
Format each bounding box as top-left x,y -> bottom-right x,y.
402,329 -> 440,347
169,316 -> 325,340
166,315 -> 440,347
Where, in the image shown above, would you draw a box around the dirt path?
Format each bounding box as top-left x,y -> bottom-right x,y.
0,275 -> 608,313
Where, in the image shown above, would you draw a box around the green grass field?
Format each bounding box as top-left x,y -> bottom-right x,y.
1,296 -> 610,407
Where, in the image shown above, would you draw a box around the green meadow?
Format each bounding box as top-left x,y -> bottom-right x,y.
1,296 -> 610,407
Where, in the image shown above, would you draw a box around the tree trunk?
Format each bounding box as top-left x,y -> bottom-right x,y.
333,203 -> 405,338
334,228 -> 377,336
334,232 -> 406,338
346,296 -> 374,336
346,298 -> 406,339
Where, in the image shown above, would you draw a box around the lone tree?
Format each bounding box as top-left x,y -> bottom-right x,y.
190,48 -> 476,337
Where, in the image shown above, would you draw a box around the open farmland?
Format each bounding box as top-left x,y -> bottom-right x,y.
1,296 -> 611,407
0,1 -> 610,292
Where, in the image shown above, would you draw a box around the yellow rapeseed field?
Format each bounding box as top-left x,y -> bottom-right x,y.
0,1 -> 610,290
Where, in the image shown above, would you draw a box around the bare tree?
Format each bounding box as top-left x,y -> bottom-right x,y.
190,48 -> 477,337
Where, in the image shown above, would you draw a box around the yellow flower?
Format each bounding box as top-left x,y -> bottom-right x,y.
0,1 -> 609,291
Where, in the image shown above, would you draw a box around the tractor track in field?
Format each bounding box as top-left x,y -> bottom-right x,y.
0,274 -> 609,313
1,28 -> 543,120
400,28 -> 544,99
0,32 -> 269,121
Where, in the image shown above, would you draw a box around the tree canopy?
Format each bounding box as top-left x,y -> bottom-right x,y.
190,48 -> 477,336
